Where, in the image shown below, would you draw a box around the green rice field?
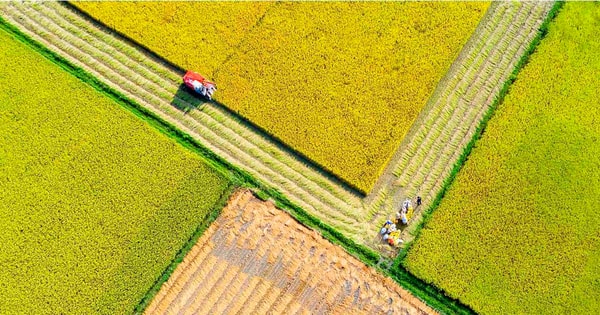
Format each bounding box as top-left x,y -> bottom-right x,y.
0,28 -> 231,314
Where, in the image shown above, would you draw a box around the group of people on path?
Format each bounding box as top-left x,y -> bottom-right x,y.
380,220 -> 402,247
379,196 -> 421,248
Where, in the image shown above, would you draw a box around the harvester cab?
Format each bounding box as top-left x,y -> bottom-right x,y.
183,70 -> 216,100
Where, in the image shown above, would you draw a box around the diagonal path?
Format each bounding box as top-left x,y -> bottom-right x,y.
365,1 -> 555,244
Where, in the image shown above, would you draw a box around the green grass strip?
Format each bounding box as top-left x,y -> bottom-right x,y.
397,0 -> 565,302
0,15 -> 474,315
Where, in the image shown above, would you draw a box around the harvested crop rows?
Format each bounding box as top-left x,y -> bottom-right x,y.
0,1 -> 552,253
145,190 -> 436,315
371,1 -> 555,242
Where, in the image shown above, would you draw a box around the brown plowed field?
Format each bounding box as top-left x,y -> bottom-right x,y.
145,190 -> 436,315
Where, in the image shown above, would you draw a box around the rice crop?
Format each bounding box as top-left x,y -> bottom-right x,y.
0,27 -> 230,314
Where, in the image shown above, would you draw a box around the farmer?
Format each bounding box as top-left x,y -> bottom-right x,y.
396,211 -> 403,226
380,220 -> 393,235
388,237 -> 395,246
417,196 -> 422,207
401,211 -> 408,225
388,231 -> 402,247
388,223 -> 397,233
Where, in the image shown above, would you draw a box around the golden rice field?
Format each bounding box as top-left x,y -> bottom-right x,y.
4,1 -> 591,314
146,189 -> 436,315
0,26 -> 231,314
405,3 -> 600,314
75,2 -> 272,76
74,1 -> 489,193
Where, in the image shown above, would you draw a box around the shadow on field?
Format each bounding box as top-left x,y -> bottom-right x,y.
170,84 -> 207,114
168,87 -> 367,199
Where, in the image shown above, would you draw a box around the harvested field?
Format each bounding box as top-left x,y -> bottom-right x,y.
145,190 -> 436,315
406,2 -> 600,314
0,22 -> 231,314
73,1 -> 489,193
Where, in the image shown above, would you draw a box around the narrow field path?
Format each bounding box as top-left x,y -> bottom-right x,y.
364,1 -> 555,243
144,189 -> 437,315
0,1 -> 553,253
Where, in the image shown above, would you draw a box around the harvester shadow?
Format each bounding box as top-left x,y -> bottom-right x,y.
168,88 -> 366,199
170,84 -> 207,114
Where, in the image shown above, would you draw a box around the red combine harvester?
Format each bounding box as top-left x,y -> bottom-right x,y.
183,70 -> 216,100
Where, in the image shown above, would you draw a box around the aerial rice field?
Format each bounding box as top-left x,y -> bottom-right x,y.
2,1 -> 592,314
74,1 -> 489,193
0,27 -> 231,314
405,3 -> 600,314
